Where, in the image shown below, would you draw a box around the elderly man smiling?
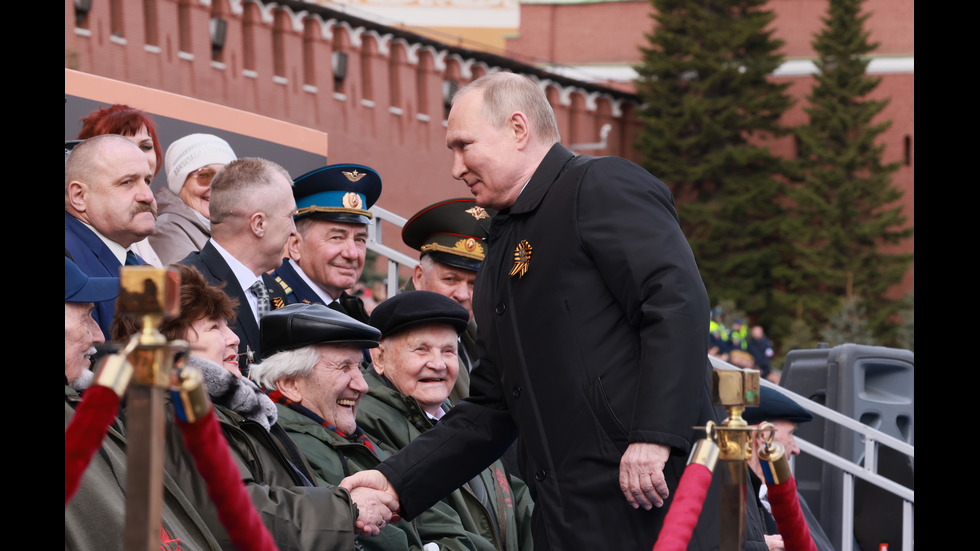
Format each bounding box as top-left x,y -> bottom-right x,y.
250,303 -> 496,551
358,291 -> 534,551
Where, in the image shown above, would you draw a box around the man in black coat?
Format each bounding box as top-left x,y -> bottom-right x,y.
343,72 -> 729,549
179,157 -> 295,367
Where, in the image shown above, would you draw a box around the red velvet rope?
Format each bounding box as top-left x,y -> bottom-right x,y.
177,409 -> 279,551
766,476 -> 817,551
652,463 -> 714,551
65,385 -> 121,507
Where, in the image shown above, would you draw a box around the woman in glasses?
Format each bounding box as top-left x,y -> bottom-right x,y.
150,133 -> 237,264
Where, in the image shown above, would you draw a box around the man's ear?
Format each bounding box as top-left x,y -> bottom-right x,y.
412,264 -> 425,289
287,232 -> 303,261
67,180 -> 89,213
369,344 -> 385,376
250,211 -> 266,238
277,377 -> 303,403
509,111 -> 531,150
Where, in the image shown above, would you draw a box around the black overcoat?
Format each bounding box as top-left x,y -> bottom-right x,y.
379,144 -> 721,550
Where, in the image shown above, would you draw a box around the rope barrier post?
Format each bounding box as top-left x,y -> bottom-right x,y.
710,367 -> 761,551
116,266 -> 183,551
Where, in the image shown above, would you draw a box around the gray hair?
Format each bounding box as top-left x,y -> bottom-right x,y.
455,72 -> 561,145
65,134 -> 136,199
249,345 -> 320,390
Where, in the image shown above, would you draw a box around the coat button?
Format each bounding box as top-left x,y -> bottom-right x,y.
534,470 -> 547,481
512,386 -> 522,398
495,303 -> 506,315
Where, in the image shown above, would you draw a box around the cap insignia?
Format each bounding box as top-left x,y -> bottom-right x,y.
465,206 -> 490,220
342,192 -> 363,209
342,170 -> 367,183
509,240 -> 532,278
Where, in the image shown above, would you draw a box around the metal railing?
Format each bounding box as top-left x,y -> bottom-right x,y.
710,357 -> 914,551
367,204 -> 418,298
762,379 -> 914,551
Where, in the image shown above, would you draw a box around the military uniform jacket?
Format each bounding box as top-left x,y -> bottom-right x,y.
359,371 -> 533,551
272,259 -> 370,323
276,404 -> 489,551
178,242 -> 286,361
377,144 -> 721,550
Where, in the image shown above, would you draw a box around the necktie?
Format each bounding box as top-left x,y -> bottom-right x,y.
250,280 -> 270,319
125,250 -> 140,265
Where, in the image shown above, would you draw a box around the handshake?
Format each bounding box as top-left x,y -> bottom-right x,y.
341,470 -> 401,537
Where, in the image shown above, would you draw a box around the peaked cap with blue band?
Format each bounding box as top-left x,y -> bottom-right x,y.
293,164 -> 382,225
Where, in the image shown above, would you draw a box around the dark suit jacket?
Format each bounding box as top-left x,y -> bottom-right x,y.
377,145 -> 730,550
178,241 -> 285,363
65,211 -> 143,338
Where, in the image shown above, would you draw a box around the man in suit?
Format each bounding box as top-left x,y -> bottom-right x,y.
179,157 -> 296,369
272,164 -> 381,323
65,134 -> 157,338
343,72 -> 729,549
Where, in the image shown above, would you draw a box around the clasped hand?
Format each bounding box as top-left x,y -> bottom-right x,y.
342,470 -> 401,537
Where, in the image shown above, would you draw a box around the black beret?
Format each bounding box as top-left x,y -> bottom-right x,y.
261,303 -> 380,359
368,291 -> 469,339
293,164 -> 382,225
742,386 -> 814,425
402,198 -> 496,272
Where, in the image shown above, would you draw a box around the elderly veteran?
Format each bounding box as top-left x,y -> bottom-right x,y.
358,291 -> 534,551
401,198 -> 496,403
250,303 -> 496,551
66,258 -> 221,550
111,264 -> 396,550
149,134 -> 237,265
272,164 -> 382,322
743,387 -> 835,551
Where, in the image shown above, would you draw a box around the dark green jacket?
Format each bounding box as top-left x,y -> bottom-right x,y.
357,371 -> 534,551
277,404 -> 491,551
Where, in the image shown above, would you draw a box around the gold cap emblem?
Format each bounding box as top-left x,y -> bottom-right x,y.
465,206 -> 490,220
509,240 -> 532,278
342,170 -> 367,183
342,192 -> 363,209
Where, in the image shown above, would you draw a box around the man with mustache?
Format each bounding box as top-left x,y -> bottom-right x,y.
272,164 -> 382,323
65,134 -> 158,339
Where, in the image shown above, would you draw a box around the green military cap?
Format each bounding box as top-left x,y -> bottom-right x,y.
401,198 -> 497,272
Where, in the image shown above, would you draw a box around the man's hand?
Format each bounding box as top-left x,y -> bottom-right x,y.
764,534 -> 785,550
348,487 -> 397,537
341,470 -> 401,536
619,442 -> 670,510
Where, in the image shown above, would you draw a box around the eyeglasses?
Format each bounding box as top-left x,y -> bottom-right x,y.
189,167 -> 218,184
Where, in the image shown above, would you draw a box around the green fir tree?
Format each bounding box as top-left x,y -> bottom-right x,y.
819,296 -> 877,346
634,0 -> 795,337
780,0 -> 912,340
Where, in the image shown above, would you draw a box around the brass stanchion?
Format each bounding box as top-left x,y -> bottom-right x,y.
709,368 -> 760,551
115,266 -> 183,551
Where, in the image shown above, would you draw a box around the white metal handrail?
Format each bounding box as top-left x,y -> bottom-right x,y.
367,204 -> 418,298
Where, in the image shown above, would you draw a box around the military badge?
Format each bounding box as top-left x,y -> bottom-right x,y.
342,192 -> 363,209
510,240 -> 532,278
342,169 -> 367,183
465,206 -> 490,220
272,296 -> 285,310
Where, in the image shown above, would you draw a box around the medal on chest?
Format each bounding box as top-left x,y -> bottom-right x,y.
509,240 -> 533,278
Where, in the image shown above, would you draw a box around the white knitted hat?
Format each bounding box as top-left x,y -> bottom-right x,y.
165,133 -> 237,194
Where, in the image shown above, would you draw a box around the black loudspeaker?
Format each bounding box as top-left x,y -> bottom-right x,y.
781,344 -> 914,551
